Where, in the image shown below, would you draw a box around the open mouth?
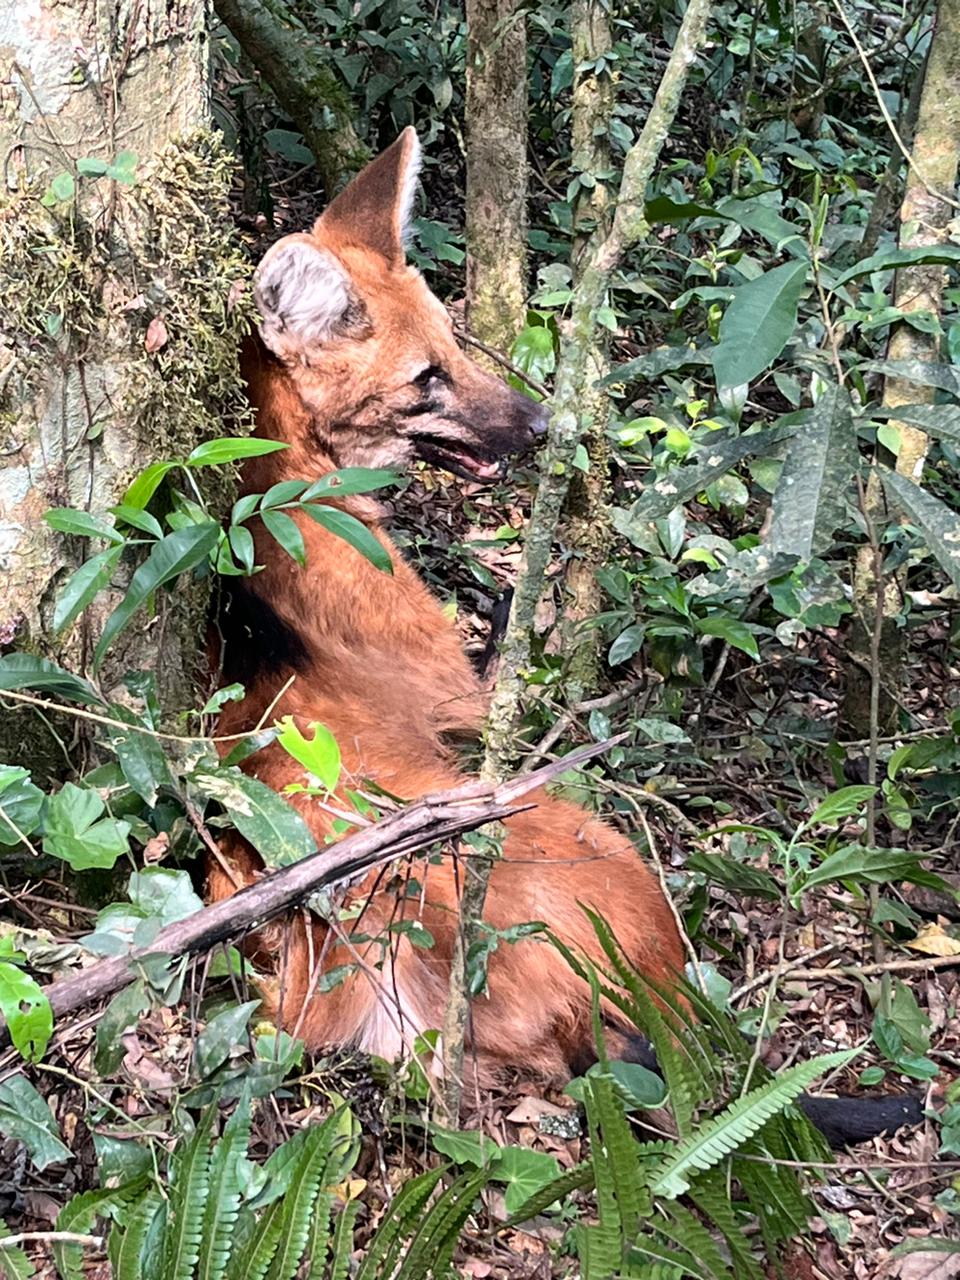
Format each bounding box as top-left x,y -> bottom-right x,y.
413,437 -> 506,483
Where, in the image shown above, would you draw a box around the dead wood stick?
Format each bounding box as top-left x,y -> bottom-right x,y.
4,738 -> 622,1042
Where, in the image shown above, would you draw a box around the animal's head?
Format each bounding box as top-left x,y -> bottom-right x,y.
253,128 -> 547,480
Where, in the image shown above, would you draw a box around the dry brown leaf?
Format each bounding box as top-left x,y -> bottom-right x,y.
144,316 -> 168,352
888,1250 -> 960,1279
906,924 -> 960,957
505,1096 -> 570,1124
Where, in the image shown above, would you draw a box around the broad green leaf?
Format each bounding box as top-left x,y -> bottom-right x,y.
129,868 -> 203,923
301,467 -> 400,501
276,717 -> 341,792
260,479 -> 309,509
431,1127 -> 499,1167
628,425 -> 795,522
868,403 -> 960,446
511,324 -> 556,381
228,524 -> 256,574
195,1000 -> 260,1077
715,196 -> 808,255
110,505 -> 163,538
302,504 -> 393,574
191,768 -> 315,868
53,546 -> 123,634
711,260 -> 808,388
863,359 -> 960,398
42,782 -> 131,870
491,1147 -> 562,1215
832,244 -> 960,288
0,961 -> 52,1061
0,654 -> 101,704
880,469 -> 960,591
804,846 -> 946,891
767,381 -> 858,561
601,345 -> 713,387
95,523 -> 220,667
607,624 -> 644,666
95,981 -> 149,1075
261,509 -> 306,566
0,766 -> 44,846
809,785 -> 876,826
603,1060 -> 668,1110
0,1075 -> 72,1170
695,615 -> 760,660
187,438 -> 288,467
108,709 -> 174,806
43,508 -> 123,543
122,461 -> 178,510
634,718 -> 691,745
76,156 -> 109,176
645,195 -> 721,223
201,683 -> 245,715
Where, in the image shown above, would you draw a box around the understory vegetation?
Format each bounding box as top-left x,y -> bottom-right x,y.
2,0 -> 960,1276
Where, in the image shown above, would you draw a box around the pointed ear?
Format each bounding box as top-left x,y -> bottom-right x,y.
315,127 -> 421,268
254,236 -> 360,357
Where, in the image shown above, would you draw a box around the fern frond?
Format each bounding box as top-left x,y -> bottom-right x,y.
328,1201 -> 360,1280
501,1160 -> 595,1227
115,1190 -> 164,1280
585,1073 -> 647,1231
53,1177 -> 148,1280
649,1050 -> 855,1199
355,1167 -> 446,1280
225,1200 -> 283,1280
687,1173 -> 763,1280
397,1167 -> 489,1280
304,1191 -> 334,1280
0,1217 -> 35,1280
163,1107 -> 216,1280
198,1095 -> 252,1280
627,1233 -> 709,1280
266,1122 -> 338,1280
733,1148 -> 814,1248
655,1201 -> 737,1280
574,1223 -> 623,1280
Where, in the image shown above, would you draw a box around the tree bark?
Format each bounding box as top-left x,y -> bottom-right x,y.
212,0 -> 363,195
464,0 -> 528,353
843,0 -> 960,736
562,0 -> 616,700
0,0 -> 248,775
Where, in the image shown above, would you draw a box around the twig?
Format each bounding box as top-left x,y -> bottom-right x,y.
765,952 -> 960,983
731,941 -> 845,1002
0,740 -> 620,1047
829,0 -> 960,211
0,1232 -> 103,1249
452,326 -> 549,398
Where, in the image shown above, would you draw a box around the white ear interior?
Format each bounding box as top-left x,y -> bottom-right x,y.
396,131 -> 422,245
254,240 -> 353,355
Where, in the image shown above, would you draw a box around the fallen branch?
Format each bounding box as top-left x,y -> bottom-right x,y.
1,739 -> 619,1046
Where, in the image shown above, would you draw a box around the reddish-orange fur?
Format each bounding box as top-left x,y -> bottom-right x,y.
208,131 -> 684,1084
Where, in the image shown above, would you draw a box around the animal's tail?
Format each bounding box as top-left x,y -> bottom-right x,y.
596,1027 -> 922,1150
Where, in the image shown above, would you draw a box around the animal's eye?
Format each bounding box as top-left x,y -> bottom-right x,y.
413,364 -> 446,390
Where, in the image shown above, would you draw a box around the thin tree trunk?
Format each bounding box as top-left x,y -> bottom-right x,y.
562,0 -> 616,699
464,0 -> 528,353
440,0 -> 714,1121
843,0 -> 960,736
0,0 -> 247,774
213,0 -> 363,194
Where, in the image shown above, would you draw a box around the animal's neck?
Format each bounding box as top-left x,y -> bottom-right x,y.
231,339 -> 486,746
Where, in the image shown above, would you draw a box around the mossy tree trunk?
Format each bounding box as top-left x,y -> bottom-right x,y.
464,0 -> 528,354
562,0 -> 616,699
0,0 -> 248,776
843,0 -> 960,736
